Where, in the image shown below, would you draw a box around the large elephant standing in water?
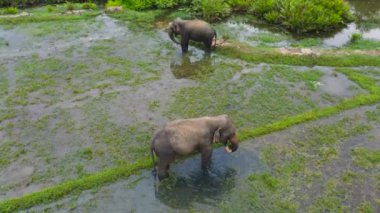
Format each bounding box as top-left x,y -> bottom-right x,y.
168,19 -> 217,53
150,115 -> 239,180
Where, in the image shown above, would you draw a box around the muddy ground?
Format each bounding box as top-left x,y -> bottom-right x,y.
0,8 -> 379,212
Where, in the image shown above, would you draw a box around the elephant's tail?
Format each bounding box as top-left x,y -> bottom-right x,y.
150,140 -> 157,177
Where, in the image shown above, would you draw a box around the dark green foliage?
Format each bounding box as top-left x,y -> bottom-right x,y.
249,0 -> 353,33
0,7 -> 18,14
192,0 -> 231,21
0,1 -> 106,8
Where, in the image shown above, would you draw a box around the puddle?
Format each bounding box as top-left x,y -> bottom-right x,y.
323,23 -> 380,47
319,69 -> 363,97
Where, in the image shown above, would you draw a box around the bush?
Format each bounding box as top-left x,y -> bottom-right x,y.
65,2 -> 75,11
193,0 -> 231,21
2,7 -> 18,15
227,0 -> 252,12
250,0 -> 352,33
46,5 -> 55,12
155,0 -> 176,8
106,0 -> 122,7
82,2 -> 97,10
350,33 -> 363,43
121,0 -> 154,10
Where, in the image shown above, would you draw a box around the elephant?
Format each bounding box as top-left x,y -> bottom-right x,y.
168,18 -> 217,54
150,114 -> 239,180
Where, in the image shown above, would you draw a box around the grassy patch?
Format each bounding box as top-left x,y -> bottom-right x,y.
0,158 -> 152,213
107,9 -> 166,30
218,44 -> 380,67
221,114 -> 373,212
291,37 -> 322,48
345,38 -> 380,51
0,11 -> 100,25
167,63 -> 322,128
352,147 -> 380,169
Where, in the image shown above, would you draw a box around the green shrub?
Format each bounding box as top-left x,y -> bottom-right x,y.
106,0 -> 122,7
193,0 -> 231,21
250,0 -> 275,16
46,5 -> 55,12
227,0 -> 252,12
2,7 -> 18,15
155,0 -> 177,8
82,2 -> 97,10
249,0 -> 352,33
121,0 -> 154,10
65,2 -> 75,11
350,33 -> 363,43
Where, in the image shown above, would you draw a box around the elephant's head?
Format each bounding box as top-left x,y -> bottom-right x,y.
213,115 -> 239,153
168,20 -> 182,45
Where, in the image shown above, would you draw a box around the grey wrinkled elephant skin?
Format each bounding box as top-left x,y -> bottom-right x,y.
150,115 -> 239,180
168,19 -> 217,54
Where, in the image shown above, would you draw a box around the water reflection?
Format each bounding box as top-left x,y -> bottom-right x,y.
348,0 -> 380,17
170,55 -> 214,79
152,148 -> 261,209
154,167 -> 237,209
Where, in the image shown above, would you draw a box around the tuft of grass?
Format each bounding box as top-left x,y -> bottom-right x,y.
351,147 -> 380,169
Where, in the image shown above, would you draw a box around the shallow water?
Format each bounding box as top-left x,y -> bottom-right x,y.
28,146 -> 263,212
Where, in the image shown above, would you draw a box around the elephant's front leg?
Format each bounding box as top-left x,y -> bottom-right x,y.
180,36 -> 189,53
201,146 -> 213,170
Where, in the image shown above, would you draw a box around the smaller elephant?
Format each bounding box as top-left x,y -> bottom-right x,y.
168,18 -> 217,53
150,114 -> 239,180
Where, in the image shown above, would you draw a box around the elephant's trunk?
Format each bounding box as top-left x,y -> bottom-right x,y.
225,134 -> 239,153
168,30 -> 181,45
230,134 -> 239,152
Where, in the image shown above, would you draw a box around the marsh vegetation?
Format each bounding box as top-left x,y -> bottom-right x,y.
0,0 -> 379,212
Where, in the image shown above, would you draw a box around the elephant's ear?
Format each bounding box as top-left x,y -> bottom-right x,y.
173,22 -> 181,33
213,128 -> 221,143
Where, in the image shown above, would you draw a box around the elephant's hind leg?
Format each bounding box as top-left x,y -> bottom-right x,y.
204,39 -> 213,53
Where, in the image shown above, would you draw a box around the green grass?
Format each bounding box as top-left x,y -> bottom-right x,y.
344,38 -> 380,51
1,6 -> 380,212
352,147 -> 380,169
166,63 -> 324,128
0,158 -> 152,213
0,11 -> 101,25
218,45 -> 380,67
220,113 -> 374,212
291,37 -> 322,47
